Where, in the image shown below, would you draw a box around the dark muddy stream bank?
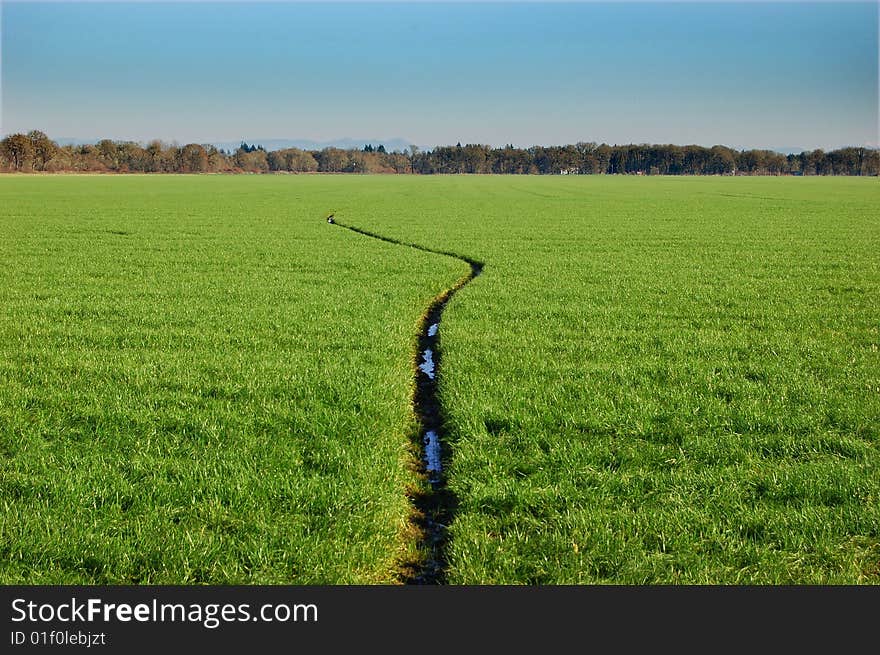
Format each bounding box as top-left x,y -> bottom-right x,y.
329,216 -> 482,584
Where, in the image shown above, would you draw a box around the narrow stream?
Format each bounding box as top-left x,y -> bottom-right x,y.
329,215 -> 482,584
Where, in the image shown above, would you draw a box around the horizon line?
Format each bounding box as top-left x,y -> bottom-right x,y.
4,130 -> 878,155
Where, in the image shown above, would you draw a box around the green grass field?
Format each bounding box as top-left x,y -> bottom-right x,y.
1,174 -> 878,583
0,175 -> 466,583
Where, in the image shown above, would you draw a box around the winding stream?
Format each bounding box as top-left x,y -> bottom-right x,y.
329,216 -> 482,584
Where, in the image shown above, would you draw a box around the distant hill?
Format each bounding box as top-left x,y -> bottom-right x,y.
210,137 -> 416,153
768,147 -> 807,156
50,136 -> 417,153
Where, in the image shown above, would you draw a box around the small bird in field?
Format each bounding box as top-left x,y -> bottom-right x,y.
327,213 -> 335,224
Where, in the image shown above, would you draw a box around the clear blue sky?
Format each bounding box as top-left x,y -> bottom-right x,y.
2,1 -> 877,150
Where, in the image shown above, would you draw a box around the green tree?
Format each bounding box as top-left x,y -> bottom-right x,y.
317,147 -> 348,172
27,130 -> 57,171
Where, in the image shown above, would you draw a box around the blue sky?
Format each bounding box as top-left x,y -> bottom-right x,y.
1,1 -> 877,150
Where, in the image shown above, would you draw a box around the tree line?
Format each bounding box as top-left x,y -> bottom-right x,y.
2,131 -> 878,176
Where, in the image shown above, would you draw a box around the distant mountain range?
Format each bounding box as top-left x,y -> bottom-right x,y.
211,137 -> 417,153
766,147 -> 806,156
52,136 -> 417,153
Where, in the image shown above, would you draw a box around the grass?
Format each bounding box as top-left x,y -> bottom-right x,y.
332,175 -> 880,584
0,175 -> 466,583
1,174 -> 878,583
